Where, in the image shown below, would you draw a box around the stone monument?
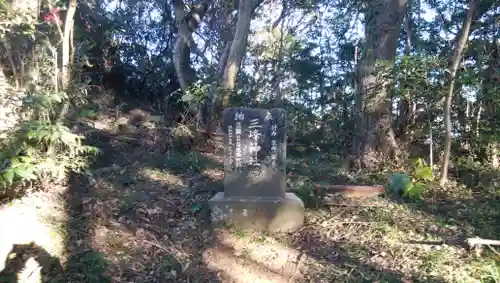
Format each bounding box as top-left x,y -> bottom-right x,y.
208,107 -> 305,232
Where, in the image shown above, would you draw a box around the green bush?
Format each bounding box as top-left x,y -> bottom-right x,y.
388,158 -> 434,200
0,88 -> 99,196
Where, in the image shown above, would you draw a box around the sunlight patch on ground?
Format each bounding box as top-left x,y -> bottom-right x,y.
92,225 -> 136,267
301,197 -> 492,282
15,258 -> 42,283
202,168 -> 224,180
203,246 -> 292,283
217,229 -> 303,278
203,229 -> 304,283
139,167 -> 185,188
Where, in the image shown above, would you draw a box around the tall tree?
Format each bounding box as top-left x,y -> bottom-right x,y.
172,0 -> 261,130
439,0 -> 491,186
354,0 -> 408,168
61,0 -> 78,89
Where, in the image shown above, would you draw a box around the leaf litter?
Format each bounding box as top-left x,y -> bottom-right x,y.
1,111 -> 498,283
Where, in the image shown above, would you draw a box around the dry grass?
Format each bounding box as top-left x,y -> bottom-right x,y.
0,109 -> 499,283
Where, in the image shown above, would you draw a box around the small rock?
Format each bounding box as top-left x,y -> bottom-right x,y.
170,270 -> 177,278
428,224 -> 439,232
135,228 -> 145,237
88,176 -> 97,187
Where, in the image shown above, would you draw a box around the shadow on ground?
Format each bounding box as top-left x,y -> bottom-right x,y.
0,242 -> 63,283
59,125 -> 226,282
289,227 -> 445,283
388,188 -> 500,245
284,153 -> 500,282
41,119 -> 496,283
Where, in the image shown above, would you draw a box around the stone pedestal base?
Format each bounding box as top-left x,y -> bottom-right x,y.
208,192 -> 305,232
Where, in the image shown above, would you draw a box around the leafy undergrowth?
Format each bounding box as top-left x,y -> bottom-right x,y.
287,154 -> 500,283
1,109 -> 499,283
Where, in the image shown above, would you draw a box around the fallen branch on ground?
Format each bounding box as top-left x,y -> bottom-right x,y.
404,237 -> 500,257
467,237 -> 500,256
466,237 -> 500,248
315,184 -> 385,198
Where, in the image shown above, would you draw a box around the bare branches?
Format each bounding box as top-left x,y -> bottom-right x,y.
272,1 -> 288,30
440,0 -> 479,186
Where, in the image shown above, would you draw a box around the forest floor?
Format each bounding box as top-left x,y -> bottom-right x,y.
0,106 -> 499,283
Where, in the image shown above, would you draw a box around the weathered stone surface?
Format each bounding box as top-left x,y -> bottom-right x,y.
222,107 -> 286,198
208,192 -> 304,232
208,107 -> 304,232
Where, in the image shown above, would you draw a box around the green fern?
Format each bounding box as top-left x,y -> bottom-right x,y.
0,88 -> 99,193
412,158 -> 434,181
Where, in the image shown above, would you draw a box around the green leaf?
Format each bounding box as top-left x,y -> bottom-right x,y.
18,155 -> 32,163
26,130 -> 37,139
403,182 -> 426,200
14,165 -> 36,180
10,157 -> 21,168
411,158 -> 433,181
414,158 -> 424,168
0,176 -> 8,188
25,147 -> 35,157
414,165 -> 433,181
79,109 -> 98,118
60,130 -> 81,146
3,169 -> 14,185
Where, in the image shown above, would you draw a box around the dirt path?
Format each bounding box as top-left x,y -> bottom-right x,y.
0,113 -> 310,283
1,112 -> 497,283
55,116 -> 309,282
203,230 -> 306,283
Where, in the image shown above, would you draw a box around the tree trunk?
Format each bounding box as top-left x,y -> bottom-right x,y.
271,3 -> 288,108
208,0 -> 261,132
220,0 -> 257,93
397,3 -> 414,144
481,44 -> 498,168
61,0 -> 77,89
171,0 -> 260,132
172,1 -> 209,92
2,39 -> 20,89
354,0 -> 407,169
439,0 -> 477,186
57,0 -> 77,121
171,1 -> 209,125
